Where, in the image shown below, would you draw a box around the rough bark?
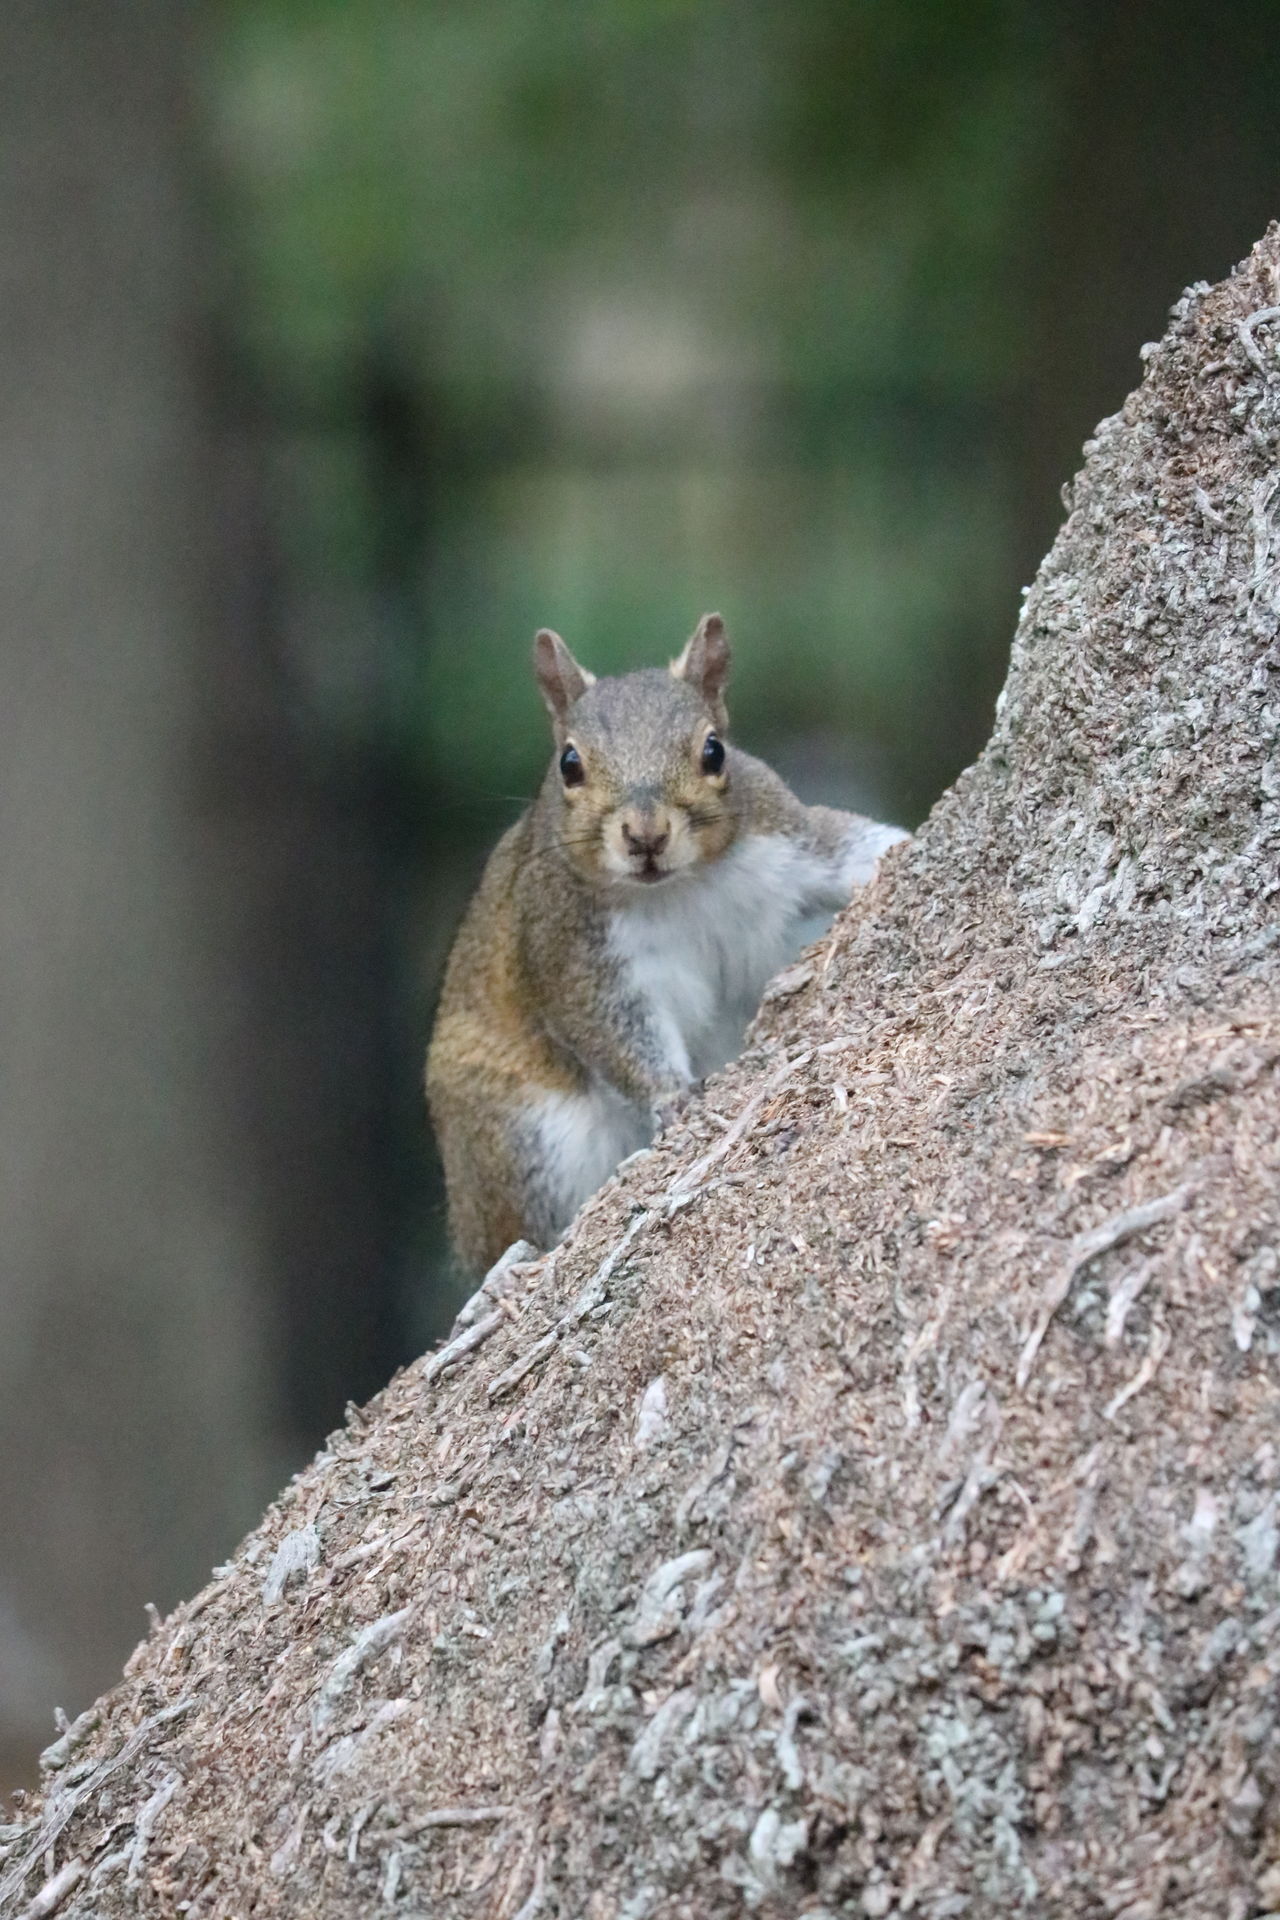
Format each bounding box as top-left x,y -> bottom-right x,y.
7,229 -> 1280,1919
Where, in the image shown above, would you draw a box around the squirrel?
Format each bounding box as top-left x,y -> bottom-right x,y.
426,614 -> 907,1273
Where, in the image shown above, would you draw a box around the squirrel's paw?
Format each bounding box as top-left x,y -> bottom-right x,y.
651,1083 -> 700,1135
450,1239 -> 542,1336
839,819 -> 910,891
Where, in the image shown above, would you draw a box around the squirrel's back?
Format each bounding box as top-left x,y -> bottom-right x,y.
427,814 -> 578,1270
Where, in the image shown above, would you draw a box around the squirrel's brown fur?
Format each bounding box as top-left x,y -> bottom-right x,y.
427,615 -> 905,1273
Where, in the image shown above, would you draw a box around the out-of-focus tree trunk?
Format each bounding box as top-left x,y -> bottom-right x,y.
0,2 -> 276,1774
7,231 -> 1280,1918
1014,0 -> 1280,594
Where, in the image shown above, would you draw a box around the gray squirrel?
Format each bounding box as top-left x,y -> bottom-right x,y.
426,614 -> 907,1271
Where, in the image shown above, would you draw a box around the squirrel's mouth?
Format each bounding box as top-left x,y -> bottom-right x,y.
601,813 -> 698,884
612,855 -> 675,888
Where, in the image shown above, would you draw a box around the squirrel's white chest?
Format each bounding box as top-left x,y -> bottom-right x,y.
605,832 -> 837,1081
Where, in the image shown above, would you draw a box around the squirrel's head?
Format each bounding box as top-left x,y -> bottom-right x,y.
533,613 -> 736,889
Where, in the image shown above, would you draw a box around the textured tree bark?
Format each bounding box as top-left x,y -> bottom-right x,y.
7,228 -> 1280,1919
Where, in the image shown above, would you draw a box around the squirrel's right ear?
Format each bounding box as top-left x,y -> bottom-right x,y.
671,612 -> 731,729
534,629 -> 595,734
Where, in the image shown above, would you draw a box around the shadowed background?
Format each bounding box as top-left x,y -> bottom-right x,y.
1,0 -> 1276,1787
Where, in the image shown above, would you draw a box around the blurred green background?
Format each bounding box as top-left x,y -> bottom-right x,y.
1,0 -> 1277,1784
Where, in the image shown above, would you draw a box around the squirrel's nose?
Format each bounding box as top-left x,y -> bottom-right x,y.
621,816 -> 670,858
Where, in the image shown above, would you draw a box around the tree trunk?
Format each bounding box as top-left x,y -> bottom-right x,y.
7,227 -> 1280,1920
0,2 -> 276,1774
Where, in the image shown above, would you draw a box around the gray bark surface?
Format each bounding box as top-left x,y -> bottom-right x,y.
7,229 -> 1280,1918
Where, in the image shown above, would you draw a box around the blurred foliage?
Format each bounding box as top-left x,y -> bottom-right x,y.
207,0 -> 1062,825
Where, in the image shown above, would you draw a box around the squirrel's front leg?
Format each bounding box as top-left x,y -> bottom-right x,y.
802,806 -> 910,910
543,957 -> 696,1137
595,999 -> 696,1135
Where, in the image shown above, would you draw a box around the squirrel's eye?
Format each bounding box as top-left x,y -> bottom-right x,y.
700,732 -> 726,776
559,744 -> 585,787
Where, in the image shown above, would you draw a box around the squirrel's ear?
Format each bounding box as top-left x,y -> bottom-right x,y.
671,612 -> 730,728
534,629 -> 595,732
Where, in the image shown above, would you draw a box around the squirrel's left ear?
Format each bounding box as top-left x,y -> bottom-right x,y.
534,628 -> 595,736
671,612 -> 731,730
